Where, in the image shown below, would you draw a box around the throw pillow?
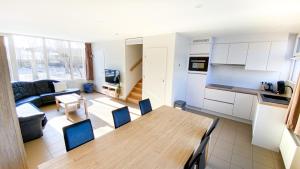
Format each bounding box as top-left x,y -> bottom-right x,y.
53,82 -> 67,92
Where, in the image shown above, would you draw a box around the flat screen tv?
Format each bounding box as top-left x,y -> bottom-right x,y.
105,69 -> 120,84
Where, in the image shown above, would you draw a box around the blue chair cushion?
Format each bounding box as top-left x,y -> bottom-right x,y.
63,119 -> 94,152
139,99 -> 152,115
112,106 -> 131,128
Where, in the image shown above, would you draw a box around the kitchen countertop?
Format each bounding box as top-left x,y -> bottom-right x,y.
206,84 -> 290,108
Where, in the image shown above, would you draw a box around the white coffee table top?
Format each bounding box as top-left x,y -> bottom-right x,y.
55,93 -> 81,104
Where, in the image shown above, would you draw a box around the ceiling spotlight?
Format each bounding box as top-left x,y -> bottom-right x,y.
195,3 -> 203,8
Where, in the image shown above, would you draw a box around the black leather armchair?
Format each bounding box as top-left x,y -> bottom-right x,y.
16,103 -> 47,142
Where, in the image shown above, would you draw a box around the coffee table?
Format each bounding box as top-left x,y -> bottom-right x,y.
55,93 -> 88,119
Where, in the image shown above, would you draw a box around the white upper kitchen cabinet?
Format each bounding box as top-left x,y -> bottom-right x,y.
245,42 -> 271,71
186,73 -> 207,108
233,93 -> 254,120
190,43 -> 210,55
227,43 -> 249,65
211,44 -> 229,64
266,41 -> 287,71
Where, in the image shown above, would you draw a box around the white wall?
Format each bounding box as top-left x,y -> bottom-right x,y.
207,33 -> 293,89
92,40 -> 126,99
172,34 -> 190,103
207,65 -> 282,89
125,44 -> 142,97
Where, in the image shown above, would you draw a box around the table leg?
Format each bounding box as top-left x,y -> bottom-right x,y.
56,99 -> 59,111
65,104 -> 69,119
83,100 -> 88,119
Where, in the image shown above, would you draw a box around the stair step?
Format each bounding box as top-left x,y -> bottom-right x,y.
127,97 -> 140,104
130,91 -> 142,99
133,87 -> 142,93
136,82 -> 142,88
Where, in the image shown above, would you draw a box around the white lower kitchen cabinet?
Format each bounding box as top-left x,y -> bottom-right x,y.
280,127 -> 300,169
250,96 -> 258,121
252,103 -> 287,151
233,93 -> 254,120
186,73 -> 207,108
203,99 -> 234,115
204,88 -> 236,103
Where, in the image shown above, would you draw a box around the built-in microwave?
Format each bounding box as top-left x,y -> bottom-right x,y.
188,56 -> 209,73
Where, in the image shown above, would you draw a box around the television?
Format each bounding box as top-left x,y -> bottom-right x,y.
105,69 -> 120,84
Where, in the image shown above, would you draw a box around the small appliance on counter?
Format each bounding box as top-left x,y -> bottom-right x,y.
277,81 -> 285,94
261,82 -> 274,92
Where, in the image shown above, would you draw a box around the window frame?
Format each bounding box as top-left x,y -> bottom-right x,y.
288,58 -> 300,84
5,34 -> 86,81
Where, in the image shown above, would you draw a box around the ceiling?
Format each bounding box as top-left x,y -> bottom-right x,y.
0,0 -> 300,42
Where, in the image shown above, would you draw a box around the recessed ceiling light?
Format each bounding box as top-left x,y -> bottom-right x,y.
195,3 -> 203,8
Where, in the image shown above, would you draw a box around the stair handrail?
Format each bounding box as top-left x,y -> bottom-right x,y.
130,58 -> 142,71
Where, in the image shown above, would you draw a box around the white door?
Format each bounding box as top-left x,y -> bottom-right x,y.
267,41 -> 287,71
186,73 -> 207,108
233,93 -> 254,119
93,48 -> 105,92
143,47 -> 167,108
227,43 -> 249,65
211,44 -> 229,64
245,42 -> 271,71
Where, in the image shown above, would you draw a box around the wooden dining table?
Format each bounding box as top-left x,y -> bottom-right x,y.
38,106 -> 213,169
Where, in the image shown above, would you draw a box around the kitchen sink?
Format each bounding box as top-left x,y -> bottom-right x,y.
260,94 -> 290,105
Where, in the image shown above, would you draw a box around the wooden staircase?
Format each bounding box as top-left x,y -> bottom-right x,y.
126,80 -> 142,104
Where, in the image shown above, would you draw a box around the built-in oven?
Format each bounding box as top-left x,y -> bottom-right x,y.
188,56 -> 209,73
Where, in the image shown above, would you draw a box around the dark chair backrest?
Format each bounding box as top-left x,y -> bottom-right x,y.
139,98 -> 152,115
184,136 -> 210,169
112,106 -> 131,128
201,118 -> 219,141
63,119 -> 95,152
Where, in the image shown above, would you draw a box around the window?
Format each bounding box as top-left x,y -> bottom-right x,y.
5,34 -> 86,81
3,37 -> 14,80
13,36 -> 46,81
70,42 -> 85,79
46,39 -> 71,80
290,60 -> 300,82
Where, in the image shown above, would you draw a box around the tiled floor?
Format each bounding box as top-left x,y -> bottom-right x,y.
24,93 -> 285,169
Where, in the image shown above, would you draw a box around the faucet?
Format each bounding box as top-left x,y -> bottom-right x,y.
285,85 -> 293,94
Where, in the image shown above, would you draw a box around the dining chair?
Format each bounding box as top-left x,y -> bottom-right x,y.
63,119 -> 95,152
201,117 -> 219,141
139,98 -> 152,115
184,136 -> 210,169
112,106 -> 131,128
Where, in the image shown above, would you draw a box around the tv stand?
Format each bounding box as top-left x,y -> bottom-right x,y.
101,83 -> 120,98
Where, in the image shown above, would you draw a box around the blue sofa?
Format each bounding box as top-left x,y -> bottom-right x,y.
12,80 -> 80,142
12,80 -> 80,107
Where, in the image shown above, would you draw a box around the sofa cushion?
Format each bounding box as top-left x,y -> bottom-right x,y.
40,93 -> 56,104
15,96 -> 42,107
40,88 -> 81,104
56,88 -> 81,96
12,82 -> 37,101
34,80 -> 52,95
